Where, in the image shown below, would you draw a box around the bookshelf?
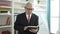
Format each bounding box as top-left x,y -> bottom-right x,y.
0,0 -> 13,34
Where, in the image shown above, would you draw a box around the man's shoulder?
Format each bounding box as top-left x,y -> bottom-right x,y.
32,13 -> 38,18
17,13 -> 25,16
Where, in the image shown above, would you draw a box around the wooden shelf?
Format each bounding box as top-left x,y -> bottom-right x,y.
0,13 -> 11,15
0,25 -> 12,28
0,6 -> 12,8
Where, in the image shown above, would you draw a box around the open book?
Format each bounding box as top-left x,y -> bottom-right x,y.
27,26 -> 39,29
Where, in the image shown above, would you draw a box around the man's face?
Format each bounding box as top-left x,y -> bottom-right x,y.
25,4 -> 33,15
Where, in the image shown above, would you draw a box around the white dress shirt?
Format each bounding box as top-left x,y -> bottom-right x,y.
26,14 -> 32,20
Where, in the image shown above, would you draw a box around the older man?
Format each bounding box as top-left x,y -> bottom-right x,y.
14,2 -> 39,34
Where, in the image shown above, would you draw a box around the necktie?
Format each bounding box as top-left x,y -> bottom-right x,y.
28,15 -> 30,23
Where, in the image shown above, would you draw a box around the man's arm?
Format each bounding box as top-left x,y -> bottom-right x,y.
29,16 -> 39,33
14,15 -> 25,32
35,16 -> 39,32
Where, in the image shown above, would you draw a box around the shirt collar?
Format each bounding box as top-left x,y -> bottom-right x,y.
26,13 -> 32,19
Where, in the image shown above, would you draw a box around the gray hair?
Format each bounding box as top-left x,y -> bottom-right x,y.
25,2 -> 34,8
26,2 -> 32,5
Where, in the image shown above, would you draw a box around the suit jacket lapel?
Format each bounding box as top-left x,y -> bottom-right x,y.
24,13 -> 28,24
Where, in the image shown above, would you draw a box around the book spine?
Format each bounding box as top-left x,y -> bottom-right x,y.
0,4 -> 9,6
5,17 -> 11,25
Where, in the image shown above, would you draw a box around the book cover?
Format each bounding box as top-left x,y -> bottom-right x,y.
2,30 -> 11,34
27,26 -> 39,29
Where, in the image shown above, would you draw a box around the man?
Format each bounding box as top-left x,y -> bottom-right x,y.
14,2 -> 39,34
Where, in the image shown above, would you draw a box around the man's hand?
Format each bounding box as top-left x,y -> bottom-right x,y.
29,29 -> 38,33
14,30 -> 18,34
24,26 -> 28,30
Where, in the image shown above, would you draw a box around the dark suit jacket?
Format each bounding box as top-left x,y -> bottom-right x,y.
14,13 -> 39,34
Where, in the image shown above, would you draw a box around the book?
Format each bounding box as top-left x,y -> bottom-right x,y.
0,17 -> 11,26
0,11 -> 8,13
0,11 -> 11,14
0,4 -> 9,6
5,17 -> 11,25
27,26 -> 39,29
0,8 -> 11,11
2,30 -> 11,34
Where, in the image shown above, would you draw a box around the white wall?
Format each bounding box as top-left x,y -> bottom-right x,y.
50,0 -> 59,33
33,11 -> 49,34
33,0 -> 49,34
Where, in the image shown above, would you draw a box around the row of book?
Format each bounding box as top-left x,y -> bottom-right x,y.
0,3 -> 23,8
0,17 -> 11,26
0,4 -> 9,6
0,11 -> 11,14
0,3 -> 11,7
